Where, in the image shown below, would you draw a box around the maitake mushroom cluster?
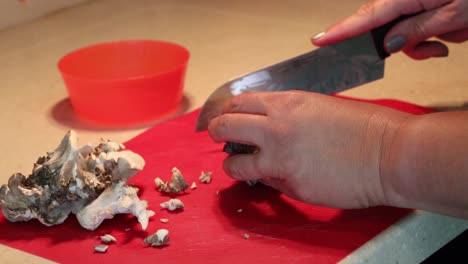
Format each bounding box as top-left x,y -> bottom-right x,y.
0,130 -> 154,230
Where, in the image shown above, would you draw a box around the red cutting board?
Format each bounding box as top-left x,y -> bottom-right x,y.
0,97 -> 434,263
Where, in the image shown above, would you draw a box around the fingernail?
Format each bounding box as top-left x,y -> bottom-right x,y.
385,35 -> 406,53
312,31 -> 325,41
436,49 -> 449,58
434,53 -> 449,58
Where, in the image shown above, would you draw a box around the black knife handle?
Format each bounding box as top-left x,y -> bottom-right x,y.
371,14 -> 419,59
223,142 -> 258,155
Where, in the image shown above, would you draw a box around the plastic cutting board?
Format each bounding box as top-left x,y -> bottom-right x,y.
0,96 -> 434,263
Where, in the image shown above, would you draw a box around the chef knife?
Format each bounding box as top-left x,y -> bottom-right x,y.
195,16 -> 412,153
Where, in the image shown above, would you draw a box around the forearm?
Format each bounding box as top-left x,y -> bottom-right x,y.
382,111 -> 468,218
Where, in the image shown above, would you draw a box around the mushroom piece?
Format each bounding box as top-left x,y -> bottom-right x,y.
101,234 -> 117,243
0,130 -> 151,230
154,167 -> 189,194
199,171 -> 212,184
144,229 -> 170,247
160,198 -> 184,211
94,244 -> 109,253
76,181 -> 155,231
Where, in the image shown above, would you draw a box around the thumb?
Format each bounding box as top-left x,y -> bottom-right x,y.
223,153 -> 266,181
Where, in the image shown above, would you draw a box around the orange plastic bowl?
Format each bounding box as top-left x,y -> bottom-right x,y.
58,40 -> 190,127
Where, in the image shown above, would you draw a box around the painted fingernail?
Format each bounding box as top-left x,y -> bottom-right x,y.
434,52 -> 449,58
312,31 -> 325,41
385,35 -> 406,53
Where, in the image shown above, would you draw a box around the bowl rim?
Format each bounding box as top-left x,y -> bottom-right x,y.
57,39 -> 190,82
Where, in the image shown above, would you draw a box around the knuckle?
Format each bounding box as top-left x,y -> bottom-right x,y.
463,14 -> 468,27
458,12 -> 468,27
208,115 -> 230,139
282,91 -> 304,110
216,115 -> 231,132
225,96 -> 242,113
356,1 -> 376,17
269,144 -> 298,180
266,125 -> 296,164
411,20 -> 429,39
443,11 -> 461,27
271,124 -> 292,143
224,159 -> 249,180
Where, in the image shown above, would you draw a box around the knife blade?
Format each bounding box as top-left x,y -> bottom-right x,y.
195,16 -> 409,132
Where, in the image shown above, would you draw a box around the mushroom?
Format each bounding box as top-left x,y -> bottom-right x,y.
101,234 -> 117,243
144,229 -> 170,247
0,130 -> 151,230
199,171 -> 212,184
160,198 -> 184,211
76,181 -> 155,231
94,244 -> 109,253
154,167 -> 189,194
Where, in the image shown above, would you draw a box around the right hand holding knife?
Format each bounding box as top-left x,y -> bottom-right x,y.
312,0 -> 468,60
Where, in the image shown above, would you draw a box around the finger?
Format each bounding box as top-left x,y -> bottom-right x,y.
223,153 -> 267,181
403,40 -> 449,60
438,27 -> 468,43
222,92 -> 269,115
208,113 -> 269,145
384,6 -> 467,53
312,0 -> 450,46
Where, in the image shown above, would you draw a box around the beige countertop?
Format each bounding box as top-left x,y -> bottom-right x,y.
1,0 -> 468,263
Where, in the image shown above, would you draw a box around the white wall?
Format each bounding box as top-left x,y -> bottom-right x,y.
0,0 -> 90,31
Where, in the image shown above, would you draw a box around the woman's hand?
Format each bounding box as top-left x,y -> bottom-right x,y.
208,91 -> 410,209
312,0 -> 468,60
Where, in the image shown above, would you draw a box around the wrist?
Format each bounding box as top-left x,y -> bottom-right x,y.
358,107 -> 411,208
378,113 -> 414,208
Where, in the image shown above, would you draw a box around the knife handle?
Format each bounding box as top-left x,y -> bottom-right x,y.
371,14 -> 418,59
223,142 -> 258,155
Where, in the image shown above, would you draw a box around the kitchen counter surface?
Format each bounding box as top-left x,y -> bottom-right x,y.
1,0 -> 467,263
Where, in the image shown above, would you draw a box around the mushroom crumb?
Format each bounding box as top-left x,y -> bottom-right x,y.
199,171 -> 212,183
190,182 -> 197,189
237,209 -> 243,213
243,233 -> 250,239
154,167 -> 189,193
101,234 -> 117,243
144,229 -> 170,247
94,244 -> 109,253
160,198 -> 184,211
160,218 -> 169,223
